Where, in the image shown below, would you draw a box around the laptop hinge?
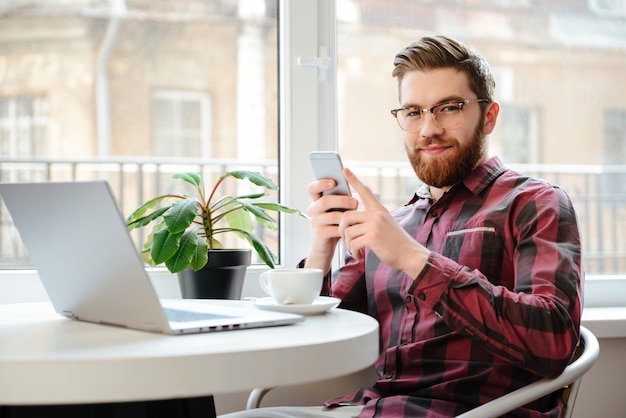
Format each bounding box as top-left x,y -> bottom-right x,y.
62,310 -> 77,319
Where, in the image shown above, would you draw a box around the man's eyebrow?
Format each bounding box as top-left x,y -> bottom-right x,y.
401,95 -> 467,109
400,102 -> 420,109
432,95 -> 467,106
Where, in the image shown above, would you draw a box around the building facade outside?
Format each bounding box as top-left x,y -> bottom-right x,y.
1,0 -> 625,273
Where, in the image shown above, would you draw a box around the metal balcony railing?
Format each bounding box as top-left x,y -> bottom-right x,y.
1,157 -> 625,275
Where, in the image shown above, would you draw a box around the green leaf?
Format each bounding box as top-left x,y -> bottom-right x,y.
224,202 -> 255,232
188,233 -> 209,271
238,201 -> 277,229
254,202 -> 307,217
227,171 -> 278,190
126,196 -> 177,228
139,248 -> 155,266
151,228 -> 182,265
217,227 -> 277,268
126,206 -> 171,231
164,229 -> 202,273
231,192 -> 266,200
206,236 -> 223,250
172,172 -> 202,188
164,198 -> 199,234
139,225 -> 159,257
251,238 -> 278,269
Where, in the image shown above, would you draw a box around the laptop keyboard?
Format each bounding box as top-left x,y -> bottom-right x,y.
163,307 -> 235,322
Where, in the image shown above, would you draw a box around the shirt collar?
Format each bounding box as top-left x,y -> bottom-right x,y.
410,156 -> 507,203
461,156 -> 508,195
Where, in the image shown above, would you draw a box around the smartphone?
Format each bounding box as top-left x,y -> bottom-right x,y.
309,151 -> 352,196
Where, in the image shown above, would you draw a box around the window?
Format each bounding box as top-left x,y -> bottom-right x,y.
151,91 -> 210,158
1,0 -> 625,308
496,105 -> 541,164
599,110 -> 626,274
0,95 -> 49,266
0,0 -> 283,269
0,96 -> 48,159
604,110 -> 626,166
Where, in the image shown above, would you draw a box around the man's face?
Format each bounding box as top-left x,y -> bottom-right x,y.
399,68 -> 495,188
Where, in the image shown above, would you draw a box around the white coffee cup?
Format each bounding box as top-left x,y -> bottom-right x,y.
259,268 -> 323,305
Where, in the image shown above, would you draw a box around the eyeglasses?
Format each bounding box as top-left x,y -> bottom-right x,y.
390,99 -> 489,131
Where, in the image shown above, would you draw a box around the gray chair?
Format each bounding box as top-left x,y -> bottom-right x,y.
456,325 -> 599,418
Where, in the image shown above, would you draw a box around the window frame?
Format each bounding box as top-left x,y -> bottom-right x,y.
278,0 -> 338,270
1,0 -> 625,311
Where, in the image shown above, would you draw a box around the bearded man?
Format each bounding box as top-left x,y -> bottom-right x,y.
221,35 -> 582,418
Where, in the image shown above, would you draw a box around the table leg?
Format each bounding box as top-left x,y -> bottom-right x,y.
0,395 -> 216,418
246,387 -> 275,409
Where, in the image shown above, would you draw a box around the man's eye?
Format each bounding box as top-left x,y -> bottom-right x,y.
405,109 -> 421,118
439,104 -> 462,113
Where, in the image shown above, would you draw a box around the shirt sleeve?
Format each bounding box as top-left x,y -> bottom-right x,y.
411,185 -> 583,379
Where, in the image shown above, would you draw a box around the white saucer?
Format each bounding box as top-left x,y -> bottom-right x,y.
252,296 -> 341,316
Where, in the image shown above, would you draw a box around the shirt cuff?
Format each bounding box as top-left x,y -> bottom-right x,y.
409,252 -> 463,311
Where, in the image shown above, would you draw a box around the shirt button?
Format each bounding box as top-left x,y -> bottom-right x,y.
405,295 -> 412,303
429,210 -> 438,217
418,292 -> 426,301
384,373 -> 393,379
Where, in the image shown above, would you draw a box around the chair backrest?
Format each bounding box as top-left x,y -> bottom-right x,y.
456,326 -> 599,418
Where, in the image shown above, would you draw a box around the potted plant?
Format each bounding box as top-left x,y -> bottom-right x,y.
126,170 -> 306,299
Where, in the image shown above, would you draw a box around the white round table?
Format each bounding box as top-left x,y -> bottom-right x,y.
0,301 -> 379,405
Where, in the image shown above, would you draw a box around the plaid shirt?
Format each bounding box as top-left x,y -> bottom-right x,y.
323,156 -> 583,418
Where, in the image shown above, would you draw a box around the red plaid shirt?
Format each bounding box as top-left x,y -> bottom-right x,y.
323,157 -> 583,418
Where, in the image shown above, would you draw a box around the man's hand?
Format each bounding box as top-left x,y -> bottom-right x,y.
304,177 -> 359,273
340,168 -> 430,278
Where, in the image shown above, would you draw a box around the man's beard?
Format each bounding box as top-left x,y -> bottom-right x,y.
406,123 -> 486,188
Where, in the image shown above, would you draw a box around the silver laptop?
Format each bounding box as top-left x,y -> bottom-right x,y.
0,180 -> 304,334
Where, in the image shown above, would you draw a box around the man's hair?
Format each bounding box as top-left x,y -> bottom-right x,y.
392,35 -> 495,102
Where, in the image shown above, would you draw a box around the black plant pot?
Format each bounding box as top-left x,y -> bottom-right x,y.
177,249 -> 251,300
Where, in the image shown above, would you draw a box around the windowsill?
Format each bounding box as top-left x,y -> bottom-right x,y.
0,267 -> 268,304
582,307 -> 626,339
1,270 -> 625,339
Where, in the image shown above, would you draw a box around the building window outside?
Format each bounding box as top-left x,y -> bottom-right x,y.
151,91 -> 211,158
604,110 -> 626,166
498,105 -> 541,164
0,96 -> 48,266
0,96 -> 48,159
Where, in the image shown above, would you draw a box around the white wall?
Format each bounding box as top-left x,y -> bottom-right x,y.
571,337 -> 626,418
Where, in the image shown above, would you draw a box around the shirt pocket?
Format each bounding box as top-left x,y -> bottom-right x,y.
441,224 -> 503,283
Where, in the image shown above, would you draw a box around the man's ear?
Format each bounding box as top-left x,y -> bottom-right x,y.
482,101 -> 500,135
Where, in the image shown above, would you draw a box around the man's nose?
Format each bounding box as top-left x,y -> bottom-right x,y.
418,111 -> 445,137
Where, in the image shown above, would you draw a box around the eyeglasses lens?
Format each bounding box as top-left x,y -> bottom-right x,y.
399,103 -> 462,131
